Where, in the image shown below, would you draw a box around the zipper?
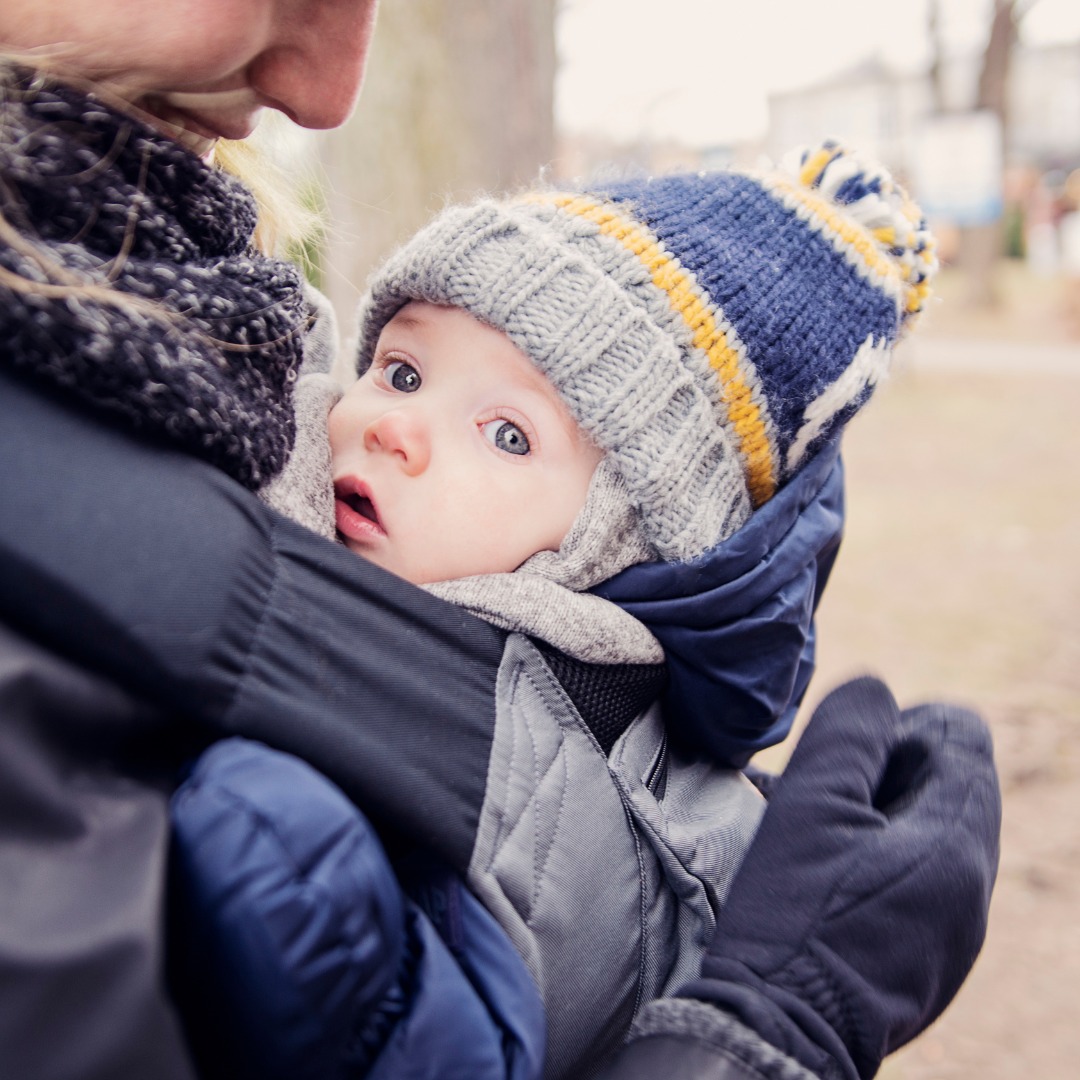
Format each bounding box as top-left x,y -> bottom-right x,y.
644,731 -> 669,800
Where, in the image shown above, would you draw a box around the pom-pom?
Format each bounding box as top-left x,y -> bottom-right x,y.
782,140 -> 938,329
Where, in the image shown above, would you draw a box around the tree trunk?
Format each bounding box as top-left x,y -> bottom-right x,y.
960,0 -> 1022,307
927,0 -> 946,115
976,0 -> 1019,122
317,0 -> 557,364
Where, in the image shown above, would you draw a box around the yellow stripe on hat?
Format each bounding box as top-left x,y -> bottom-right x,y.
798,146 -> 840,189
527,192 -> 777,506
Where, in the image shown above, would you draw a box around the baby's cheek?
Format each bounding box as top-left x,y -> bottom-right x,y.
326,401 -> 350,457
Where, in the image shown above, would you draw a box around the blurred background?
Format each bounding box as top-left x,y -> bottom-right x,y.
271,2 -> 1080,1075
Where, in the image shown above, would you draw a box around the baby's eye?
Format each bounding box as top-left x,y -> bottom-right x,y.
383,360 -> 421,393
481,419 -> 530,456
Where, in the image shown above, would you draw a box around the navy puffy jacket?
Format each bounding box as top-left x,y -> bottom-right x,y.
169,739 -> 544,1080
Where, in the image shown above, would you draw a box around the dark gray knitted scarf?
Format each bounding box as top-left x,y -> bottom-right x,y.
0,73 -> 309,489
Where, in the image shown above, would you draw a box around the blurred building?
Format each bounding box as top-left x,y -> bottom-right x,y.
766,58 -> 929,178
559,37 -> 1080,201
766,39 -> 1080,176
1010,41 -> 1080,168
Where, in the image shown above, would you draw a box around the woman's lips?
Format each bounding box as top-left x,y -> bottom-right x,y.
138,92 -> 262,158
137,101 -> 218,158
334,480 -> 386,544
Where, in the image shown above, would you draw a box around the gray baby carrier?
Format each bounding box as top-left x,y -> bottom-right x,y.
471,635 -> 763,1079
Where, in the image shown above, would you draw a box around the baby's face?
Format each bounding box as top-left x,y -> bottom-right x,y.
329,302 -> 602,585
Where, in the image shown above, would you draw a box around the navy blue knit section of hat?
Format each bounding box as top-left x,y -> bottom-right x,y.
597,174 -> 900,458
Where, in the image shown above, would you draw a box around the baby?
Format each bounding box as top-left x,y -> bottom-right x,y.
174,141 -> 937,1080
329,300 -> 604,587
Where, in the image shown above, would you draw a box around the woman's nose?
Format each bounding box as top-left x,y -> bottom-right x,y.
364,408 -> 431,476
251,0 -> 379,129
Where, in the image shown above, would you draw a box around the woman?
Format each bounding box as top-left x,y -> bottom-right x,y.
0,4 -> 999,1079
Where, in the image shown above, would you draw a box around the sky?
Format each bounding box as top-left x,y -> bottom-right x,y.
556,0 -> 1080,146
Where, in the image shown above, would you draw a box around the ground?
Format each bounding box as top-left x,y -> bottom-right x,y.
757,263 -> 1080,1079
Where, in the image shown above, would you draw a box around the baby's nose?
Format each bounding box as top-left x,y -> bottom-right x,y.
363,409 -> 431,476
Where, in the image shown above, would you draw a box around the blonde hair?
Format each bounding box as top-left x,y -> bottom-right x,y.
0,50 -> 321,322
215,136 -> 324,264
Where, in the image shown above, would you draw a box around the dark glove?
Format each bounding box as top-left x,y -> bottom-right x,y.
598,677 -> 1000,1080
686,676 -> 1001,1079
167,739 -> 544,1080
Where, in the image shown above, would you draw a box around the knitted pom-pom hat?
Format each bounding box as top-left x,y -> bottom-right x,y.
356,141 -> 937,563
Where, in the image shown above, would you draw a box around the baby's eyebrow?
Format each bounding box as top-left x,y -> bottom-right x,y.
384,309 -> 429,335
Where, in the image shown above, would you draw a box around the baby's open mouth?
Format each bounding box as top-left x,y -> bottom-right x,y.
342,492 -> 379,525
